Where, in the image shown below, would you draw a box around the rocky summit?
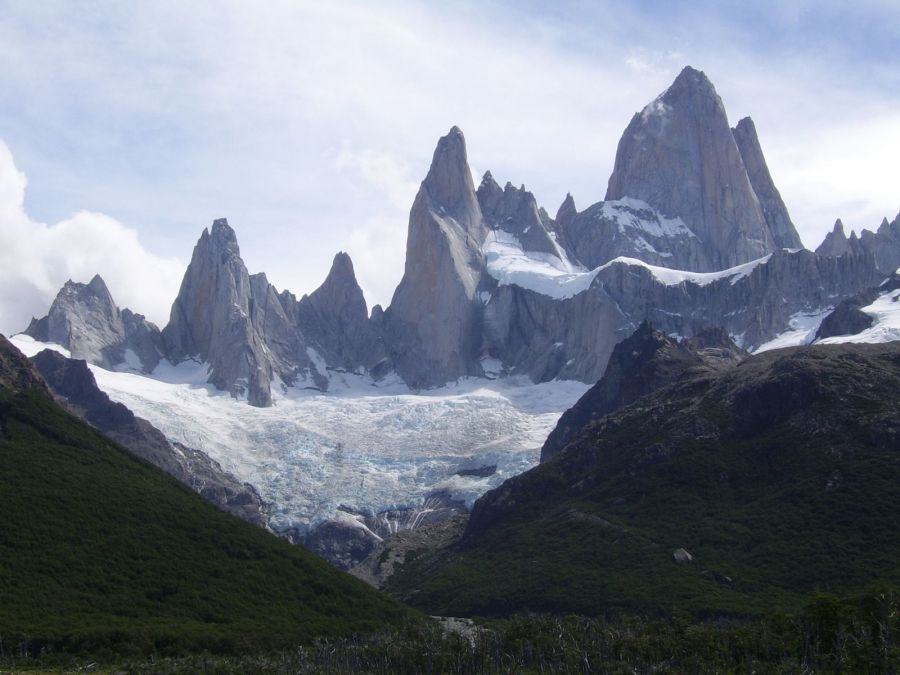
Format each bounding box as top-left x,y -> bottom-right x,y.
604,66 -> 785,270
24,67 -> 899,410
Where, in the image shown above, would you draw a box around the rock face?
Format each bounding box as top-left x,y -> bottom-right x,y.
815,272 -> 900,340
31,348 -> 268,526
386,127 -> 489,387
162,218 -> 335,406
816,214 -> 900,276
163,219 -> 279,406
302,493 -> 467,570
294,252 -> 381,373
24,275 -> 163,372
477,173 -> 561,258
540,322 -> 743,462
604,66 -> 776,270
815,219 -> 852,258
732,116 -> 804,250
859,213 -> 900,275
0,335 -> 50,395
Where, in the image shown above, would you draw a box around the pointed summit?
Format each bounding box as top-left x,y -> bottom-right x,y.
816,219 -> 850,258
163,220 -> 274,406
420,126 -> 483,236
555,193 -> 577,229
386,128 -> 489,387
24,275 -> 163,372
296,252 -> 376,373
732,117 -> 803,249
605,66 -> 775,270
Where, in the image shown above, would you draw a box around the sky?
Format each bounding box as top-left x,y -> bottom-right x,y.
1,0 -> 898,335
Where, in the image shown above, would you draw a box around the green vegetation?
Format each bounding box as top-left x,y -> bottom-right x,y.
0,388 -> 413,658
5,588 -> 897,672
387,346 -> 900,619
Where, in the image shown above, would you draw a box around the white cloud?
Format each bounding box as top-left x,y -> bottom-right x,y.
0,140 -> 184,336
0,0 -> 897,317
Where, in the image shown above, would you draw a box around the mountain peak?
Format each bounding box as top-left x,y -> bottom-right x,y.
421,126 -> 480,228
605,65 -> 774,270
667,65 -> 716,96
834,218 -> 846,234
555,193 -> 577,225
322,251 -> 359,290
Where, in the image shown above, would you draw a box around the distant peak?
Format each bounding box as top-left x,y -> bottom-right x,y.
87,274 -> 110,295
555,193 -> 577,225
664,65 -> 718,101
833,218 -> 845,234
734,116 -> 756,134
329,251 -> 356,279
211,217 -> 236,240
420,126 -> 481,227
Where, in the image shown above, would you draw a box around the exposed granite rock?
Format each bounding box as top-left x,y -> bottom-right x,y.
31,348 -> 268,526
350,515 -> 468,589
477,173 -> 561,258
482,279 -> 629,384
386,127 -> 489,387
815,219 -> 851,258
604,66 -> 775,270
294,252 -> 383,373
732,116 -> 803,250
304,492 -> 466,570
557,197 -> 707,270
483,248 -> 880,386
816,214 -> 900,276
859,213 -> 900,275
163,219 -> 276,406
555,193 -> 577,231
24,275 -> 163,372
163,219 -> 329,406
815,271 -> 900,340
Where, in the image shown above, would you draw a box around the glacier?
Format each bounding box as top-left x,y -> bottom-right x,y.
12,333 -> 588,536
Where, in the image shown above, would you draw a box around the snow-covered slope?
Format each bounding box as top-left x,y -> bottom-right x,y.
11,334 -> 588,536
484,227 -> 774,301
817,283 -> 900,345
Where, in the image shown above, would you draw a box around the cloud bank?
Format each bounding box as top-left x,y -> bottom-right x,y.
0,140 -> 184,336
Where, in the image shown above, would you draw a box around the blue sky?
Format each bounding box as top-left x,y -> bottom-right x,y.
1,0 -> 898,334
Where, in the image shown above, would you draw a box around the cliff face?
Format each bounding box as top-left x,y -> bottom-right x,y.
604,67 -> 776,270
386,127 -> 489,388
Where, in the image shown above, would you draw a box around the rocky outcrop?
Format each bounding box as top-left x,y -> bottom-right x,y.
294,252 -> 382,373
604,66 -> 775,271
557,197 -> 707,270
540,322 -> 744,462
303,492 -> 467,570
815,272 -> 900,340
386,127 -> 489,387
815,219 -> 851,258
482,280 -> 629,384
859,213 -> 900,275
732,116 -> 804,250
816,214 -> 900,276
31,348 -> 268,526
482,248 -> 881,386
163,219 -> 278,406
477,173 -> 561,258
163,218 -> 328,406
24,275 -> 163,372
0,334 -> 50,395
